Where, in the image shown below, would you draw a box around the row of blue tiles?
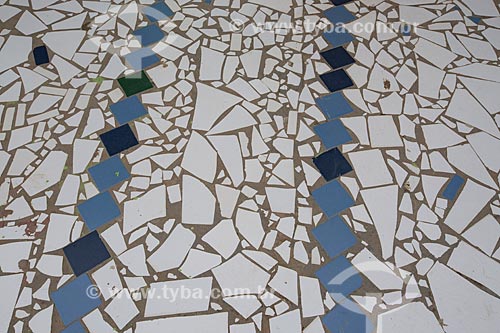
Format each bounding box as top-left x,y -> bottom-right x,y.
51,2 -> 174,332
310,2 -> 373,333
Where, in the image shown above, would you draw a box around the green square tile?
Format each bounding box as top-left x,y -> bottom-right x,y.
117,71 -> 154,96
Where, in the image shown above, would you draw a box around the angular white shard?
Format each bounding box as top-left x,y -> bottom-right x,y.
417,61 -> 445,99
265,187 -> 296,213
269,266 -> 298,305
414,38 -> 457,69
179,249 -> 222,278
200,47 -> 225,81
450,63 -> 500,83
181,131 -> 217,182
446,89 -> 500,139
461,0 -> 499,17
361,185 -> 399,259
145,277 -> 212,317
377,302 -> 444,333
240,50 -> 262,78
123,185 -> 166,234
16,11 -> 47,35
215,185 -> 240,218
202,219 -> 240,259
209,135 -> 244,187
448,241 -> 500,296
18,68 -> 48,93
444,179 -> 496,233
467,132 -> 500,172
22,151 -> 67,196
428,263 -> 500,333
7,125 -> 33,151
235,208 -> 265,249
351,248 -> 404,290
421,124 -> 465,149
248,0 -> 293,12
41,30 -> 85,59
0,36 -> 32,73
0,274 -> 23,333
368,116 -> 403,148
224,295 -> 262,319
208,105 -> 257,135
0,241 -> 32,273
73,139 -> 99,174
43,214 -> 77,252
92,260 -> 123,301
269,309 -> 301,333
348,149 -> 393,188
447,144 -> 498,190
136,313 -> 228,333
212,254 -> 270,297
459,76 -> 500,114
463,215 -> 500,256
182,175 -> 216,225
52,55 -> 81,84
28,305 -> 53,333
104,289 -> 139,330
192,83 -> 242,131
148,224 -> 195,272
299,277 -> 324,318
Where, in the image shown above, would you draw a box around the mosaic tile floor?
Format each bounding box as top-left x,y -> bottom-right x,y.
0,0 -> 499,332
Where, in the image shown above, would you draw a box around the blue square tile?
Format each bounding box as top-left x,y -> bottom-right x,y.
88,156 -> 130,192
61,321 -> 86,333
324,6 -> 355,24
322,304 -> 373,333
312,179 -> 354,217
316,92 -> 353,119
110,95 -> 148,125
33,45 -> 49,65
314,119 -> 352,149
51,274 -> 102,326
323,30 -> 354,47
316,256 -> 362,300
124,48 -> 160,71
77,191 -> 120,230
144,1 -> 174,21
313,148 -> 353,182
442,175 -> 464,201
321,47 -> 355,70
100,124 -> 139,156
63,231 -> 111,276
313,216 -> 357,259
133,25 -> 165,46
320,69 -> 353,92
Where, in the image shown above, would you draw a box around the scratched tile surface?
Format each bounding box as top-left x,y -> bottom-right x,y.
0,0 -> 499,332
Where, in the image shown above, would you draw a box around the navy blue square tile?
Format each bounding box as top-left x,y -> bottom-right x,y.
313,148 -> 353,182
324,6 -> 355,24
99,124 -> 139,156
320,69 -> 353,92
321,47 -> 355,70
322,304 -> 373,333
63,231 -> 111,276
33,46 -> 49,65
330,0 -> 353,5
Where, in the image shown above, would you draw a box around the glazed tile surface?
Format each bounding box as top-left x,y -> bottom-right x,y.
0,0 -> 499,332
